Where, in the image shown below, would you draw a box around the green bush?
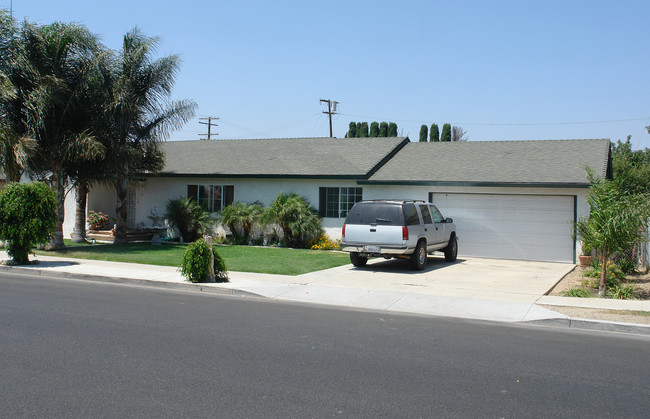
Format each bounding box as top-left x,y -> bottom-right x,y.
0,182 -> 57,264
179,239 -> 228,283
616,257 -> 637,275
582,261 -> 626,288
561,287 -> 591,298
607,284 -> 637,300
165,197 -> 213,242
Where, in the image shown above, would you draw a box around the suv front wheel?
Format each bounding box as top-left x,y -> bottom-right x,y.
409,241 -> 427,270
444,235 -> 458,262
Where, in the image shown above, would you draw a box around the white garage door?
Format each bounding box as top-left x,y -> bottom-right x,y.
431,193 -> 575,263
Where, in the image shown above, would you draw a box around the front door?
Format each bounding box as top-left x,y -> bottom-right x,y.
126,187 -> 136,229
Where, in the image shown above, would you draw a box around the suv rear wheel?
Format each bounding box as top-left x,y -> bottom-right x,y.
350,252 -> 368,267
409,241 -> 427,270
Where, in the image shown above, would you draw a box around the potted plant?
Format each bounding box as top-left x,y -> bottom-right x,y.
574,218 -> 594,268
578,242 -> 593,268
88,210 -> 110,231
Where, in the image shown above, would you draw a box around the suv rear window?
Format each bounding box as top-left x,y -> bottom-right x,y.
345,203 -> 404,226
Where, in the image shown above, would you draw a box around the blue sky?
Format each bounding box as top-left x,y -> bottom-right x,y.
3,1 -> 650,149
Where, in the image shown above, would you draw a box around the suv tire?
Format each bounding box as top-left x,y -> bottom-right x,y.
350,252 -> 368,267
444,235 -> 458,262
409,240 -> 427,270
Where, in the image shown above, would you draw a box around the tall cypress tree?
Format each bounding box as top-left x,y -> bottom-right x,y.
388,122 -> 398,137
359,122 -> 369,137
379,122 -> 388,137
419,125 -> 428,142
441,123 -> 452,142
347,122 -> 357,138
430,123 -> 440,142
369,121 -> 380,137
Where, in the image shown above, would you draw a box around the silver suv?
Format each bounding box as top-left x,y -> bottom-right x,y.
341,200 -> 458,270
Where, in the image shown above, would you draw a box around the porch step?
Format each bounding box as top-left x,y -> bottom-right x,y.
86,230 -> 154,243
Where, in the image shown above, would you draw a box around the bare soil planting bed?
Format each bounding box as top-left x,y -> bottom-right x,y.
545,266 -> 650,325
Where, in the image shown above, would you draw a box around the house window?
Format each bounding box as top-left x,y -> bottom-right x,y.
187,184 -> 234,212
319,187 -> 362,218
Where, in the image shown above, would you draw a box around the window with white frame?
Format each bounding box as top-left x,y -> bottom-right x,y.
319,187 -> 362,218
187,184 -> 234,212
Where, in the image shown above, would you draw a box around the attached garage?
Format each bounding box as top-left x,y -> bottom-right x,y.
363,139 -> 612,263
430,192 -> 575,263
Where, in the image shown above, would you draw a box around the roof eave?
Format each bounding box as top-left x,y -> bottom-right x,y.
151,172 -> 366,180
358,180 -> 590,188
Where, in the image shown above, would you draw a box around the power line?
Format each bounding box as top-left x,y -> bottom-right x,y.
199,117 -> 218,140
340,113 -> 648,127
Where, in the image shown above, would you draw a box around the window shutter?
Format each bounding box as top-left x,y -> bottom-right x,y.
318,187 -> 327,217
224,185 -> 234,206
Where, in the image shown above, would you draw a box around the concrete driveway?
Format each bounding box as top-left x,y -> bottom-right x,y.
232,255 -> 575,305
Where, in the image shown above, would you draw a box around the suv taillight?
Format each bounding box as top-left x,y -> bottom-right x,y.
402,226 -> 409,241
342,224 -> 346,239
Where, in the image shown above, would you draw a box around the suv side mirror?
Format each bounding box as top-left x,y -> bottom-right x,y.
445,218 -> 453,223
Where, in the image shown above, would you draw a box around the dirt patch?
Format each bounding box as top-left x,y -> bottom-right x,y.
540,305 -> 650,325
545,266 -> 650,325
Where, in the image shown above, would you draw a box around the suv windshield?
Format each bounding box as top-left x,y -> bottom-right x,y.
345,203 -> 404,226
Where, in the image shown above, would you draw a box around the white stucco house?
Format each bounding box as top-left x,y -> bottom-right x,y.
65,136 -> 612,264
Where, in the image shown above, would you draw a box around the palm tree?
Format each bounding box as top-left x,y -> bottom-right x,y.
220,201 -> 264,244
66,53 -> 113,243
164,196 -> 212,242
263,193 -> 322,248
0,12 -> 35,183
8,21 -> 105,249
101,29 -> 196,244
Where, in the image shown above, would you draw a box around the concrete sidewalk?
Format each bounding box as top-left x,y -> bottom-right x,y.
2,251 -> 649,335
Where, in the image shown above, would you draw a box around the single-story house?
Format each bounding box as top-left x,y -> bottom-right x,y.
67,137 -> 612,264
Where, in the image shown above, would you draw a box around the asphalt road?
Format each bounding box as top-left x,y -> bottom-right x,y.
1,272 -> 649,418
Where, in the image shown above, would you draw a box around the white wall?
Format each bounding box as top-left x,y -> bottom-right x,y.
62,187 -> 77,239
77,178 -> 589,261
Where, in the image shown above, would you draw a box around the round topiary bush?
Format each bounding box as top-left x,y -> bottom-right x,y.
179,238 -> 228,283
0,182 -> 57,265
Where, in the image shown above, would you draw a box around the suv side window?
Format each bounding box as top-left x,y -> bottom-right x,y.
403,203 -> 420,226
430,205 -> 444,223
419,204 -> 433,224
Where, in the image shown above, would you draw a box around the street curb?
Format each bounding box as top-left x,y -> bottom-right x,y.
0,265 -> 263,298
3,264 -> 650,336
526,317 -> 650,336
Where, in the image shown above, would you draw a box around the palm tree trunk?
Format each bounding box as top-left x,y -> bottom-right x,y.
71,182 -> 88,243
46,171 -> 66,250
598,251 -> 608,296
113,179 -> 129,244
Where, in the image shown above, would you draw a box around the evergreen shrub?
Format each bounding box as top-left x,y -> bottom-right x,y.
179,238 -> 228,283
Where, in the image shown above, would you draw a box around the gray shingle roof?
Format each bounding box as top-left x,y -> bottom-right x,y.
160,137 -> 409,178
365,139 -> 611,186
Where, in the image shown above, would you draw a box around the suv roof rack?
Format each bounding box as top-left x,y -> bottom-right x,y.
359,199 -> 426,203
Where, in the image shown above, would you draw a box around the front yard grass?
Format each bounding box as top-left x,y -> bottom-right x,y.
34,242 -> 351,276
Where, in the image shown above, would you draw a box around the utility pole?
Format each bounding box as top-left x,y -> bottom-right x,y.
320,99 -> 338,138
199,117 -> 219,140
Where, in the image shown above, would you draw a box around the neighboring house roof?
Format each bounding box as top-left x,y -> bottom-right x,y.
363,139 -> 611,187
159,137 -> 409,178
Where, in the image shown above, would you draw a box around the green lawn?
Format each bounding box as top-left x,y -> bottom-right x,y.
35,242 -> 351,276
